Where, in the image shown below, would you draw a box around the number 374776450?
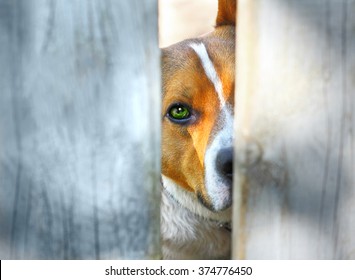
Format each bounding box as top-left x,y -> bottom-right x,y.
198,266 -> 253,276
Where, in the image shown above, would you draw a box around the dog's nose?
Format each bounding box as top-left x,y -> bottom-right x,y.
216,147 -> 233,183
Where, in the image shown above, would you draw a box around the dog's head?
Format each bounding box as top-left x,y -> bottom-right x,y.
161,0 -> 236,213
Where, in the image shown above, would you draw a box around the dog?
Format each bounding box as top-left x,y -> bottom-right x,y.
161,0 -> 236,259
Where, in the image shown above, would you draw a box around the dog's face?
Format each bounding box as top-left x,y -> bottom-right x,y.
161,1 -> 236,212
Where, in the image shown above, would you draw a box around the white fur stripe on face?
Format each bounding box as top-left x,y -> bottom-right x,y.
190,42 -> 226,108
190,42 -> 234,211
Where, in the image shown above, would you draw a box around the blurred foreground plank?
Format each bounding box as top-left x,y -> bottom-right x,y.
233,0 -> 355,259
0,0 -> 161,259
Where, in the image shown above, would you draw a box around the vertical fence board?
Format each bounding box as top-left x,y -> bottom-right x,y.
0,0 -> 161,259
233,0 -> 355,259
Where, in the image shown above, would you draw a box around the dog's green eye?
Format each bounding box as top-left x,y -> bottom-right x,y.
168,104 -> 191,121
166,102 -> 195,125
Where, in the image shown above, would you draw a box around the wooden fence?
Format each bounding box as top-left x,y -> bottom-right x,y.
0,0 -> 354,260
233,0 -> 355,259
0,0 -> 161,259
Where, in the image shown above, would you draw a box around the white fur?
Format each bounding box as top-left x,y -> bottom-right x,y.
205,105 -> 233,210
190,43 -> 225,108
162,175 -> 231,222
190,42 -> 234,211
161,176 -> 231,259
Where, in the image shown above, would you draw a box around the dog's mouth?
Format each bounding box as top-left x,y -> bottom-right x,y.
197,180 -> 233,212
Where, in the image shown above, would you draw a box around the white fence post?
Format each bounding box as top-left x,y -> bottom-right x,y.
0,0 -> 161,259
233,0 -> 355,259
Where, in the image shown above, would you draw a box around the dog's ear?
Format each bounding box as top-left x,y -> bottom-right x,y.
216,0 -> 237,26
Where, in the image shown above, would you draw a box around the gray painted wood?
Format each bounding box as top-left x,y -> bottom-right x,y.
233,0 -> 355,259
0,0 -> 161,259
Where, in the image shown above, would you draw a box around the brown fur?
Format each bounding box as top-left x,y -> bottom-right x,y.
216,0 -> 237,26
162,26 -> 235,205
161,0 -> 236,259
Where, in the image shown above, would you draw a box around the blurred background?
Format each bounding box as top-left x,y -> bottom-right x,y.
159,0 -> 217,47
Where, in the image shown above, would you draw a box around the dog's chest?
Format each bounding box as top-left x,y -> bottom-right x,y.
161,190 -> 231,259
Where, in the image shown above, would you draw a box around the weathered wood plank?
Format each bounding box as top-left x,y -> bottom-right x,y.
233,0 -> 355,259
0,0 -> 161,259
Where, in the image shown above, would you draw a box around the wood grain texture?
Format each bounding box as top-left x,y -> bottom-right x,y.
233,0 -> 355,259
0,0 -> 161,259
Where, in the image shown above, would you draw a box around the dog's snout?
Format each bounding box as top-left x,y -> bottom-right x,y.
216,147 -> 233,183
